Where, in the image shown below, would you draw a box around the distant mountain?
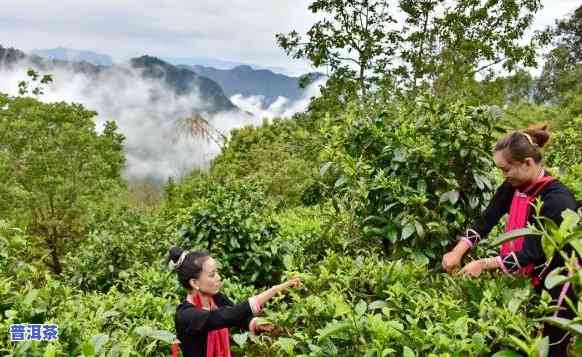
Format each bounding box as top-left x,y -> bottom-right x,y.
19,47 -> 320,106
31,47 -> 114,66
190,64 -> 324,106
131,56 -> 235,112
163,56 -> 289,74
0,45 -> 235,113
164,56 -> 249,70
0,45 -> 108,76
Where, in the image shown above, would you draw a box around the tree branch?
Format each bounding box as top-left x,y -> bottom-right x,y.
470,57 -> 508,76
336,56 -> 361,66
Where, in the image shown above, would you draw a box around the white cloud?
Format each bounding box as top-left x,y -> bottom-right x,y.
0,0 -> 317,73
0,58 -> 323,181
229,77 -> 326,121
0,1 -> 579,75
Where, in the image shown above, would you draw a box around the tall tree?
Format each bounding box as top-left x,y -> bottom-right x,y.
278,0 -> 545,97
536,5 -> 582,102
277,0 -> 401,95
0,73 -> 125,274
400,0 -> 543,94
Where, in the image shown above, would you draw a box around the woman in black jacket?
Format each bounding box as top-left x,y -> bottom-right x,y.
168,247 -> 300,357
441,125 -> 578,356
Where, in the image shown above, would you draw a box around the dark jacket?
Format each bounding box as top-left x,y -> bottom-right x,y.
175,293 -> 254,357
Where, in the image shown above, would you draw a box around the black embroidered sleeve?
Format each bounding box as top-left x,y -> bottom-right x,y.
497,181 -> 577,274
460,181 -> 514,248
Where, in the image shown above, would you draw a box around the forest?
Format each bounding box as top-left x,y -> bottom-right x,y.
1,1 -> 581,356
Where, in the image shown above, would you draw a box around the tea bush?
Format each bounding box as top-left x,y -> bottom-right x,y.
319,96 -> 501,256
173,179 -> 289,286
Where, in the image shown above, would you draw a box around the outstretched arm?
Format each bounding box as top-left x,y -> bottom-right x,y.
443,181 -> 513,273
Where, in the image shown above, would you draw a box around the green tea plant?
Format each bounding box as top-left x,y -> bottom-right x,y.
232,253 -> 537,356
489,206 -> 582,356
173,179 -> 289,286
210,115 -> 323,207
319,96 -> 501,256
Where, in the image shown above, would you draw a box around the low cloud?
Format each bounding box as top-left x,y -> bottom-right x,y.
0,60 -> 324,182
229,77 -> 325,122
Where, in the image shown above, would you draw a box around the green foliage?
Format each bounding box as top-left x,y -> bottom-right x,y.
500,100 -> 566,130
0,220 -> 47,288
546,117 -> 582,169
278,0 -> 545,97
0,272 -> 178,356
277,0 -> 400,93
237,253 -> 538,356
0,89 -> 125,274
559,164 -> 582,204
62,206 -> 169,292
171,177 -> 288,286
463,70 -> 535,107
319,96 -> 500,255
274,205 -> 370,271
211,116 -> 323,206
400,0 -> 545,98
306,74 -> 360,120
536,5 -> 582,103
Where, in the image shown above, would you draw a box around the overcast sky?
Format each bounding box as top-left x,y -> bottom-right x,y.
0,0 -> 580,75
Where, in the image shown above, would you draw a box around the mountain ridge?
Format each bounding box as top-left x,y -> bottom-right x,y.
190,64 -> 324,106
31,47 -> 113,66
0,45 -> 235,114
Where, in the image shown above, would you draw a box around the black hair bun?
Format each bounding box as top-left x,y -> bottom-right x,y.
169,246 -> 184,264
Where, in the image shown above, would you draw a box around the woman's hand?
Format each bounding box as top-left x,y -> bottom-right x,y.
249,317 -> 275,335
254,323 -> 274,333
253,277 -> 302,310
461,260 -> 485,277
442,240 -> 471,273
274,277 -> 301,294
442,250 -> 462,273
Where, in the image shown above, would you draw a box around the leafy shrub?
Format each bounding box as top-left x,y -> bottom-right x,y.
275,205 -> 382,271
210,116 -> 323,206
62,206 -> 169,292
319,96 -> 501,256
0,276 -> 177,357
174,178 -> 288,286
545,116 -> 582,169
0,220 -> 48,288
560,164 -> 582,204
233,253 -> 539,356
